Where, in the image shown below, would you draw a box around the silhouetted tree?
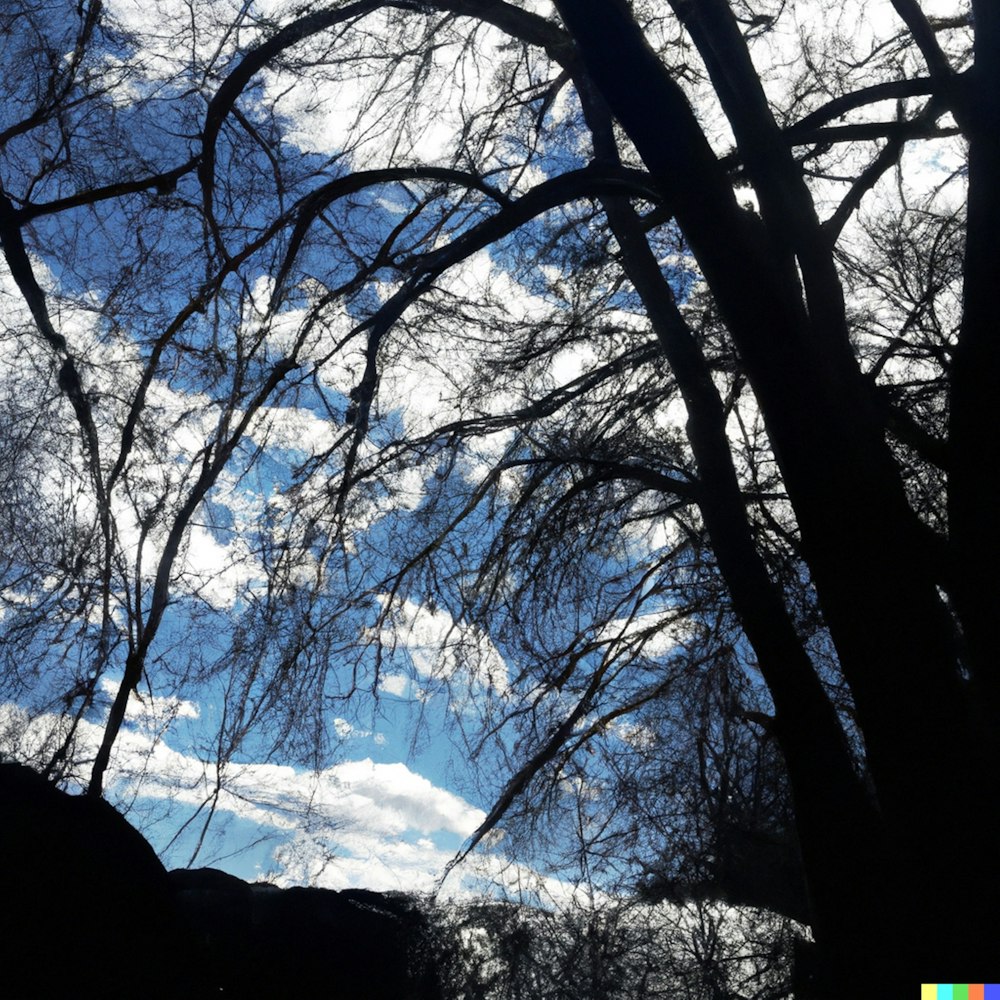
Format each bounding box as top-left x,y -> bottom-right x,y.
438,890 -> 795,1000
0,2 -> 992,993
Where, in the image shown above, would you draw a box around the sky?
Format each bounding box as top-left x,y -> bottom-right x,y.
0,0 -> 971,903
5,694 -> 510,894
0,0 -> 530,897
0,0 -> 687,902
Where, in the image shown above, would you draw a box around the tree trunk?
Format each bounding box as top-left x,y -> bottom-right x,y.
555,0 -> 999,988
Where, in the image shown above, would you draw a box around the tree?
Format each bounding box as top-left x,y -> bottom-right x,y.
0,0 -> 991,993
439,891 -> 796,1000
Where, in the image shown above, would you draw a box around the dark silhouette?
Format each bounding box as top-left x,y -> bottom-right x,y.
0,761 -> 184,998
1,763 -> 442,999
170,870 -> 441,999
1,2 -> 995,994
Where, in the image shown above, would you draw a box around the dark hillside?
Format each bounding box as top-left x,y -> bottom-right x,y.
0,763 -> 441,999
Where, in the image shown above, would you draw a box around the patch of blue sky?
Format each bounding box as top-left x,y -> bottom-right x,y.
517,81 -> 591,177
1,8 -> 699,894
139,797 -> 285,879
645,220 -> 701,304
486,204 -> 697,318
104,643 -> 492,882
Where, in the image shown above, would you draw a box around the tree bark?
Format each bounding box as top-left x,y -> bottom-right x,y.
555,0 -> 998,986
578,83 -> 891,982
950,1 -> 1000,718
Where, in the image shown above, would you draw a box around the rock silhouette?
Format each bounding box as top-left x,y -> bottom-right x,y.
1,762 -> 441,999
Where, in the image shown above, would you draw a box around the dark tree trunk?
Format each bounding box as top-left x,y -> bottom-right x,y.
555,0 -> 1000,989
951,0 -> 1000,717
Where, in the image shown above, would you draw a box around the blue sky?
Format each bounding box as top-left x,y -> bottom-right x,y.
1,0 -> 967,906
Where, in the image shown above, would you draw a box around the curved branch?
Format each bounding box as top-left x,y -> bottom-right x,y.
823,96 -> 951,242
200,0 -> 574,243
0,192 -> 106,509
15,157 -> 199,222
270,165 -> 511,307
400,164 -> 661,274
199,0 -> 392,241
789,76 -> 937,133
552,457 -> 699,500
791,120 -> 960,146
328,162 -> 664,512
889,0 -> 957,79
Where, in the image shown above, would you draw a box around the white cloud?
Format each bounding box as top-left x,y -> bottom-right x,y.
330,758 -> 483,835
101,0 -> 256,81
258,9 -> 510,168
594,611 -> 684,659
378,673 -> 410,698
181,524 -> 261,609
379,597 -> 509,696
0,699 -> 486,894
99,677 -> 199,723
331,717 -> 385,744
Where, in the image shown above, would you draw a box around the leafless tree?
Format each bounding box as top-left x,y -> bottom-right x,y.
0,1 -> 991,993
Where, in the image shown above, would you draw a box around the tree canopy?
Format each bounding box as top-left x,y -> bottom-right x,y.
0,1 -> 992,994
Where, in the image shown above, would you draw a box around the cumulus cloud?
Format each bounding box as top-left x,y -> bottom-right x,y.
99,677 -> 199,724
379,597 -> 509,697
329,758 -> 483,835
0,698 -> 485,894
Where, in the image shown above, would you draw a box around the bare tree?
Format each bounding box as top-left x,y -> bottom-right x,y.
0,1 -> 992,993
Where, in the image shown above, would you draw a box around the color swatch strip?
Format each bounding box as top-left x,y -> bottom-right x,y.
921,987 -> 998,999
